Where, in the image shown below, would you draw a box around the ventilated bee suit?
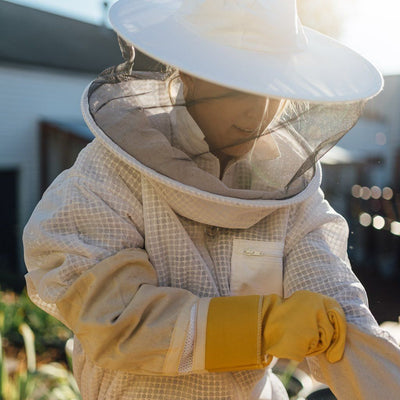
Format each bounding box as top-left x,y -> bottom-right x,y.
23,0 -> 400,399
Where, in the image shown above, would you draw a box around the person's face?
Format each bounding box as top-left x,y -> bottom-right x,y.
180,73 -> 281,163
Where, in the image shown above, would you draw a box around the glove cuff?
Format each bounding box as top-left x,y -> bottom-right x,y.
205,295 -> 267,372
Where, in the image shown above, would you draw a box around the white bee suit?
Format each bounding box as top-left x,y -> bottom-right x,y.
23,73 -> 400,400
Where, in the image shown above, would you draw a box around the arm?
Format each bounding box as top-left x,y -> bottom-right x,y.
23,165 -> 200,375
284,188 -> 400,399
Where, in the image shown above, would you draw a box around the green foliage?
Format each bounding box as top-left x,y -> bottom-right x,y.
0,288 -> 81,399
0,313 -> 81,400
0,289 -> 72,353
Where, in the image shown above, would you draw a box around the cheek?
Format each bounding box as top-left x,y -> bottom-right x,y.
196,104 -> 232,141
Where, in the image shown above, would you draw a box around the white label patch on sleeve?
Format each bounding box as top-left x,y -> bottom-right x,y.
230,239 -> 284,296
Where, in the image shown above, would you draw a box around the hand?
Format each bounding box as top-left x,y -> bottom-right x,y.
261,290 -> 346,363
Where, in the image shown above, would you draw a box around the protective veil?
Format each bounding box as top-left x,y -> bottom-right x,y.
86,38 -> 364,210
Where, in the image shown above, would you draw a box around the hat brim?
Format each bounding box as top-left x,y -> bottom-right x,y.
109,0 -> 383,103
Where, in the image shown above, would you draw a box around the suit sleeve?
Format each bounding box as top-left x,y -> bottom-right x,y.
23,170 -> 204,375
284,188 -> 400,399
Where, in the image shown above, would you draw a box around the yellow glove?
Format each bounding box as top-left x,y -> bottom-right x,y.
205,291 -> 346,372
261,291 -> 346,363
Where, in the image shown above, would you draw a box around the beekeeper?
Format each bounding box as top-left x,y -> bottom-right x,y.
23,0 -> 400,399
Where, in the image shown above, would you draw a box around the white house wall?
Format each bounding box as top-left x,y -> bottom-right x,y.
362,75 -> 400,183
337,117 -> 389,186
333,75 -> 400,187
0,63 -> 95,273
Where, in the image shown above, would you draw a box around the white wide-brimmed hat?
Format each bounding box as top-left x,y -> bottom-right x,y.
109,0 -> 383,103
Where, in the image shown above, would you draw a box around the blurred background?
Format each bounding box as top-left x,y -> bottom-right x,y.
0,0 -> 399,398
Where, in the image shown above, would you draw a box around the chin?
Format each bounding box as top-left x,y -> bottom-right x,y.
223,142 -> 254,158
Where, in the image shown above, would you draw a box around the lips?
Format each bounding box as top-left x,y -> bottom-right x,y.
233,125 -> 256,135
